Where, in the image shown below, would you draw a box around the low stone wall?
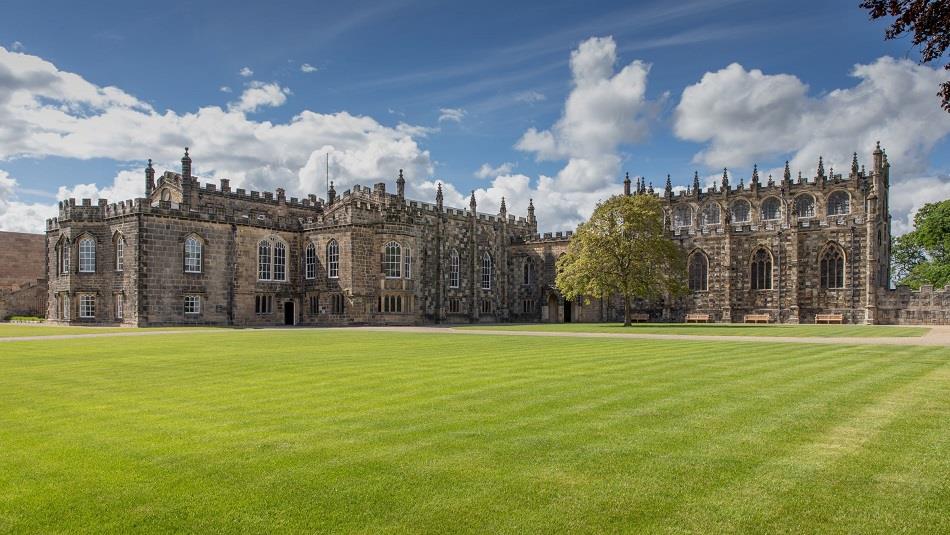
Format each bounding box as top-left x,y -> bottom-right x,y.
0,280 -> 48,319
877,284 -> 950,325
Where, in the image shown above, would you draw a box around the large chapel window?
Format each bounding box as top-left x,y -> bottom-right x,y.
78,238 -> 96,273
384,241 -> 402,278
761,198 -> 781,221
481,252 -> 493,290
305,243 -> 316,280
820,246 -> 845,289
273,242 -> 286,281
731,200 -> 750,223
327,240 -> 339,279
688,251 -> 708,292
184,236 -> 202,273
827,191 -> 850,216
257,237 -> 287,282
700,203 -> 721,226
750,248 -> 773,290
449,249 -> 460,288
673,205 -> 692,228
794,194 -> 815,218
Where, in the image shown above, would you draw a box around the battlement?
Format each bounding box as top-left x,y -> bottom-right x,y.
527,230 -> 573,243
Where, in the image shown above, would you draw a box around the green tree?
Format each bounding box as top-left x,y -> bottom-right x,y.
556,193 -> 686,326
892,199 -> 950,288
861,0 -> 950,112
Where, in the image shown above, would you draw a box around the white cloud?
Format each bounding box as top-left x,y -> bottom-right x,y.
674,56 -> 950,235
438,107 -> 466,123
515,91 -> 546,104
0,45 -> 435,232
474,162 -> 514,179
300,63 -> 318,73
0,170 -> 57,233
239,66 -> 254,77
11,41 -> 24,52
889,175 -> 950,235
228,81 -> 292,113
219,85 -> 232,93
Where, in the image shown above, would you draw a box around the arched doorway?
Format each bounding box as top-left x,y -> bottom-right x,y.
547,294 -> 558,322
563,299 -> 572,323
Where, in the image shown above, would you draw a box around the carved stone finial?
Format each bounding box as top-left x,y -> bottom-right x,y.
817,155 -> 825,177
851,152 -> 859,176
783,160 -> 791,183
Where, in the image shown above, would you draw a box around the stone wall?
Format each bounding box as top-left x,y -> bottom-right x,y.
877,285 -> 950,325
0,231 -> 46,290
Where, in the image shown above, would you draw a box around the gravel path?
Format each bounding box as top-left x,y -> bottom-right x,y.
2,325 -> 949,346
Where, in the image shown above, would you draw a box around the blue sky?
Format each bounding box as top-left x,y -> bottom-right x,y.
1,0 -> 949,233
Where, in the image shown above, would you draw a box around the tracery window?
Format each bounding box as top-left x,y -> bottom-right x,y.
827,191 -> 850,216
730,200 -> 750,223
750,248 -> 773,290
481,252 -> 493,290
384,241 -> 402,278
820,245 -> 845,289
305,243 -> 316,280
794,194 -> 815,218
79,238 -> 96,273
327,240 -> 339,279
688,251 -> 708,292
258,240 -> 271,280
673,205 -> 693,228
449,249 -> 460,288
700,203 -> 721,226
184,236 -> 202,273
760,198 -> 781,221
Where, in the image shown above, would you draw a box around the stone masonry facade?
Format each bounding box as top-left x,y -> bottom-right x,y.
43,145 -> 946,326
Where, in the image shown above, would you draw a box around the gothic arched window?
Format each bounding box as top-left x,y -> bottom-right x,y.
481,252 -> 493,290
731,200 -> 751,223
384,241 -> 402,278
523,258 -> 534,285
305,242 -> 316,280
750,248 -> 773,290
115,235 -> 125,272
326,240 -> 339,279
794,194 -> 815,218
820,245 -> 845,289
449,249 -> 460,288
184,236 -> 202,273
700,203 -> 721,226
688,251 -> 708,292
257,240 -> 272,280
78,237 -> 96,273
673,205 -> 693,228
760,197 -> 781,221
828,191 -> 851,216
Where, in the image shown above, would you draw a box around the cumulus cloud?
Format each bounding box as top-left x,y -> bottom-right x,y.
228,81 -> 291,113
239,66 -> 253,77
11,41 -> 24,51
300,63 -> 318,73
0,45 -> 434,232
0,170 -> 57,233
438,107 -> 466,123
674,57 -> 950,235
474,162 -> 514,179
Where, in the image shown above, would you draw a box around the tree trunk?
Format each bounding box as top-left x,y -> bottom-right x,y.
623,295 -> 631,326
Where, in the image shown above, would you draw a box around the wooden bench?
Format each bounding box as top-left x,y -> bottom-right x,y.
815,313 -> 844,324
630,313 -> 649,323
743,313 -> 770,324
685,313 -> 710,323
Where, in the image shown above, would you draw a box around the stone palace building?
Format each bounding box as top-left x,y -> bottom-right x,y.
44,144 -> 950,326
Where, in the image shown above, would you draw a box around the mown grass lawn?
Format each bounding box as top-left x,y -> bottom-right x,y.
1,330 -> 948,533
0,324 -> 219,338
459,322 -> 930,338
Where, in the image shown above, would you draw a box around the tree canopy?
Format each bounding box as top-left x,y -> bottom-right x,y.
555,193 -> 686,326
861,0 -> 950,112
892,199 -> 950,289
